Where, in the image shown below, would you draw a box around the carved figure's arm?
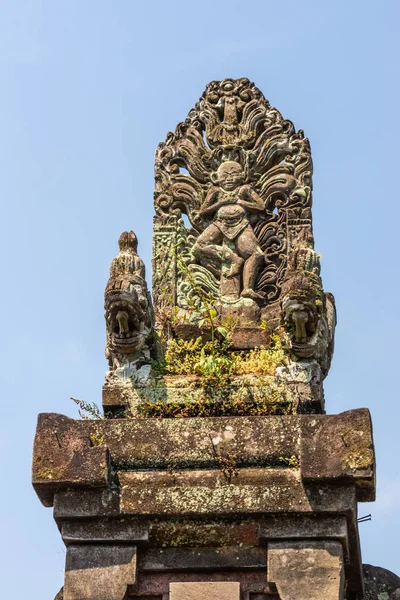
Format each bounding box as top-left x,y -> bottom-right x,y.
238,185 -> 265,213
200,188 -> 224,218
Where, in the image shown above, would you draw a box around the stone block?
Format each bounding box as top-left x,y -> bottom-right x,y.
267,541 -> 344,600
62,519 -> 149,545
54,489 -> 120,520
119,468 -> 357,517
64,545 -> 137,600
102,380 -> 133,412
33,409 -> 375,509
258,515 -> 348,552
32,413 -> 110,507
300,408 -> 375,501
148,519 -> 259,547
139,547 -> 266,571
170,582 -> 240,600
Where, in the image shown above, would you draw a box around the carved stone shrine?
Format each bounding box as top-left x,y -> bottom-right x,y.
33,79 -> 377,600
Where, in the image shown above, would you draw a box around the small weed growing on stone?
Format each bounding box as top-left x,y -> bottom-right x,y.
71,397 -> 104,420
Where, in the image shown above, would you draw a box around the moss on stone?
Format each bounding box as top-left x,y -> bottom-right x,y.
89,432 -> 105,446
343,449 -> 374,472
137,392 -> 293,418
35,466 -> 63,480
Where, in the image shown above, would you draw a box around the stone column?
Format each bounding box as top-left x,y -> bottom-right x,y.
267,541 -> 345,600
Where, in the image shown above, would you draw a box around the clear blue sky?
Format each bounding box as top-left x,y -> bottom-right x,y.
0,1 -> 399,596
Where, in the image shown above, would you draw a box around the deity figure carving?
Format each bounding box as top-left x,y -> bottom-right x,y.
152,77 -> 335,373
105,231 -> 154,379
193,160 -> 265,301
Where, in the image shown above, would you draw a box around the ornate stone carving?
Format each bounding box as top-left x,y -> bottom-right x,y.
153,78 -> 334,372
104,231 -> 154,379
280,231 -> 336,376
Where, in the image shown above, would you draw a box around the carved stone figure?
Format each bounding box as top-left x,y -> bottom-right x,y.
193,160 -> 265,300
104,231 -> 153,378
280,232 -> 336,376
153,77 -> 335,372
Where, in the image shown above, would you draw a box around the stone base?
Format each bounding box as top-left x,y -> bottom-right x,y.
102,359 -> 325,418
58,515 -> 353,600
32,409 -> 375,600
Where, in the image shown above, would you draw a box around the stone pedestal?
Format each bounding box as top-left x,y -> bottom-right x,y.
102,359 -> 326,418
32,409 -> 375,600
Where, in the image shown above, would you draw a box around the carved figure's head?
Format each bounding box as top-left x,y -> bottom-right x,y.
106,283 -> 150,359
118,230 -> 138,253
216,161 -> 244,191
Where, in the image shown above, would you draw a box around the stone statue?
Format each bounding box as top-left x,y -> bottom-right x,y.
104,230 -> 153,378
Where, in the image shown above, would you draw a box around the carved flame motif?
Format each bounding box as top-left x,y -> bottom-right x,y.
153,78 -> 313,323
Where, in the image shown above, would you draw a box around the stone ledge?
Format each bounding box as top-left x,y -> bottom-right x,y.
32,409 -> 375,507
118,470 -> 356,517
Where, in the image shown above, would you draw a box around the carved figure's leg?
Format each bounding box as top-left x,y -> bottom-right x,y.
193,224 -> 224,272
242,254 -> 265,299
236,228 -> 265,299
220,242 -> 243,300
223,248 -> 244,278
267,541 -> 345,600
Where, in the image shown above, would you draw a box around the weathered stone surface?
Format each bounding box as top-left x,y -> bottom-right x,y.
32,413 -> 110,507
258,515 -> 348,548
147,519 -> 259,548
169,582 -> 240,600
300,408 -> 375,501
54,489 -> 120,520
152,78 -> 335,382
62,519 -> 149,545
119,469 -> 356,517
64,545 -> 137,600
131,573 -> 275,599
105,370 -> 323,417
139,546 -> 266,571
33,409 -> 375,506
105,231 -> 154,376
363,564 -> 400,599
268,541 -> 344,600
